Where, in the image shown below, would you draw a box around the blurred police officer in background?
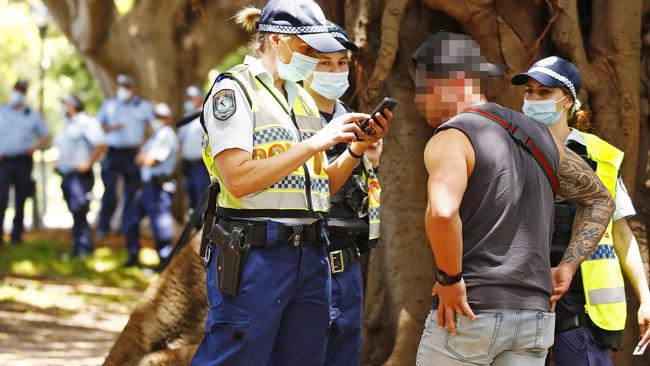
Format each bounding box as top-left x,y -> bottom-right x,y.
55,95 -> 107,257
122,103 -> 179,268
0,80 -> 49,246
179,85 -> 211,211
303,21 -> 383,366
96,74 -> 154,239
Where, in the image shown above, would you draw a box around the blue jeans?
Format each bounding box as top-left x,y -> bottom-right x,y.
417,308 -> 556,365
325,260 -> 363,366
191,242 -> 331,366
61,172 -> 94,255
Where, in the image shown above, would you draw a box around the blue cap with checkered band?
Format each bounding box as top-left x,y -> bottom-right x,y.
257,0 -> 344,53
511,56 -> 582,110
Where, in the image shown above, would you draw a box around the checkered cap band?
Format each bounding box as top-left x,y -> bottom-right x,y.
254,128 -> 295,145
258,23 -> 329,35
529,66 -> 580,106
589,244 -> 617,260
331,32 -> 346,40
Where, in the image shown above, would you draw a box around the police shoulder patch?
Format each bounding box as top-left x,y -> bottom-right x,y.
213,89 -> 236,121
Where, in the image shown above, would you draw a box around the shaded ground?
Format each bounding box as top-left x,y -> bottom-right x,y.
0,230 -> 159,366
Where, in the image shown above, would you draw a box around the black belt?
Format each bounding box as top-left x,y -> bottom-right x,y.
108,147 -> 137,153
206,218 -> 325,252
0,154 -> 31,162
555,313 -> 589,334
183,159 -> 203,164
328,245 -> 360,274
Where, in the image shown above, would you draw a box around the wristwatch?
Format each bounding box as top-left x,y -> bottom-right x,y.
435,268 -> 463,286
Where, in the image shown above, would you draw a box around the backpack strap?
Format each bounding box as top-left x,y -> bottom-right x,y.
462,107 -> 560,197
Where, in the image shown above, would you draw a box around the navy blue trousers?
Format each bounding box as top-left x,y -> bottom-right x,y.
552,326 -> 613,366
191,240 -> 332,366
325,259 -> 363,366
98,149 -> 140,233
122,183 -> 173,261
183,160 -> 210,211
0,157 -> 33,243
61,172 -> 94,255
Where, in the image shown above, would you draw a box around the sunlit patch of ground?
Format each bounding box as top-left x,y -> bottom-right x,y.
0,235 -> 160,366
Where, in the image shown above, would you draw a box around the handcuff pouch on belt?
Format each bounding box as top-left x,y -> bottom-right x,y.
208,222 -> 252,296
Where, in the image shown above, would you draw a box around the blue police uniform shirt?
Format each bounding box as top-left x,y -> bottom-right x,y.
0,103 -> 48,156
55,113 -> 106,174
177,117 -> 205,161
96,97 -> 154,148
140,125 -> 179,182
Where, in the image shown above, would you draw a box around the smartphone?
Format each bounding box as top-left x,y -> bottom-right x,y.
357,97 -> 398,140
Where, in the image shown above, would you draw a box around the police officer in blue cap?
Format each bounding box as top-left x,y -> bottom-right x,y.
190,0 -> 392,365
179,85 -> 211,211
0,80 -> 49,246
122,103 -> 179,268
96,74 -> 155,239
304,21 -> 382,366
55,95 -> 107,257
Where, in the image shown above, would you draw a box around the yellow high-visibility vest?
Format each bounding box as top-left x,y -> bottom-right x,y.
201,64 -> 329,217
578,131 -> 626,331
361,156 -> 381,240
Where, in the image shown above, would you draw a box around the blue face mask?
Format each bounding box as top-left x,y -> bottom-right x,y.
10,91 -> 25,106
277,41 -> 319,82
184,100 -> 196,115
310,71 -> 350,100
522,95 -> 567,125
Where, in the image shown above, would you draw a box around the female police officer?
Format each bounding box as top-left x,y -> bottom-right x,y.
190,1 -> 392,365
512,56 -> 650,365
303,22 -> 382,366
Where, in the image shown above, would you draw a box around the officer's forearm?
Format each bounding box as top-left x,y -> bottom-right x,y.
215,142 -> 319,198
326,144 -> 366,195
88,144 -> 107,166
35,136 -> 50,150
613,219 -> 650,303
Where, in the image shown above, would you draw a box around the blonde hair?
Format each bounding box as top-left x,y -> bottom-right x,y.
234,7 -> 268,56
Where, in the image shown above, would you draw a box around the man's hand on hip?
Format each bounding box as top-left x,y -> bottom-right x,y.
432,279 -> 475,336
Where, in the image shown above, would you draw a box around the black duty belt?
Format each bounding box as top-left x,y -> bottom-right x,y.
555,313 -> 589,334
108,147 -> 137,153
328,245 -> 360,274
0,154 -> 31,162
555,312 -> 622,350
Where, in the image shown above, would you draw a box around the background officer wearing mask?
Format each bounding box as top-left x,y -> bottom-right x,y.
96,74 -> 154,239
191,1 -> 391,364
55,95 -> 107,257
0,80 -> 49,246
512,56 -> 650,365
303,21 -> 383,366
122,103 -> 178,268
179,85 -> 211,211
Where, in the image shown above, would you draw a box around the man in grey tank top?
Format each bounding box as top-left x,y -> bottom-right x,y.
412,32 -> 615,365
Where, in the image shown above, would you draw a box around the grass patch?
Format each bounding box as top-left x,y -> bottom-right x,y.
0,239 -> 157,289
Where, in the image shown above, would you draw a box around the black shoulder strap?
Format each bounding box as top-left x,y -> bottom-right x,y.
461,107 -> 560,197
199,73 -> 253,134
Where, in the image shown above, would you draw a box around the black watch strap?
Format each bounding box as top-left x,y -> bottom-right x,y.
435,268 -> 463,286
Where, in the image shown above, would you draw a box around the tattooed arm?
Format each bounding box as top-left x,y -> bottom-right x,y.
550,143 -> 616,307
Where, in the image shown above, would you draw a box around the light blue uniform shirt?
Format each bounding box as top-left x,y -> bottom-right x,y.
96,97 -> 154,148
140,125 -> 179,182
177,117 -> 205,161
55,113 -> 106,174
0,103 -> 48,156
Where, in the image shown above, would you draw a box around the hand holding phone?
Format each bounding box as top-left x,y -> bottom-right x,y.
356,97 -> 398,140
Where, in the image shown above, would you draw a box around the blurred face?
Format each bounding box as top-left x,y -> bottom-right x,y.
415,68 -> 482,128
315,51 -> 349,73
523,78 -> 573,112
62,103 -> 76,118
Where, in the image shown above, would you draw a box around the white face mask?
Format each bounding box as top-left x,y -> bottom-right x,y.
116,87 -> 133,102
310,71 -> 350,100
522,95 -> 567,125
150,118 -> 165,131
276,40 -> 319,82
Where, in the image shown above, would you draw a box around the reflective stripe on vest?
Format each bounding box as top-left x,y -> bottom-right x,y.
201,64 -> 330,216
361,156 -> 381,240
578,131 -> 626,331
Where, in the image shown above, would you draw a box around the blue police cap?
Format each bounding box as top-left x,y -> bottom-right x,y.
61,94 -> 84,111
327,21 -> 359,52
412,31 -> 505,77
14,80 -> 28,92
257,0 -> 344,53
116,74 -> 137,87
511,56 -> 581,105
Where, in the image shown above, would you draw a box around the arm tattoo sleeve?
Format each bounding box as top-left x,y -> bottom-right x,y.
556,147 -> 616,268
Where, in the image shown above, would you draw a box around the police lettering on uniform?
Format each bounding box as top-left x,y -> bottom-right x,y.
190,1 -> 392,365
122,103 -> 179,268
512,56 -> 650,364
96,74 -> 155,239
179,85 -> 211,211
302,21 -> 382,366
0,80 -> 49,245
55,95 -> 107,257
